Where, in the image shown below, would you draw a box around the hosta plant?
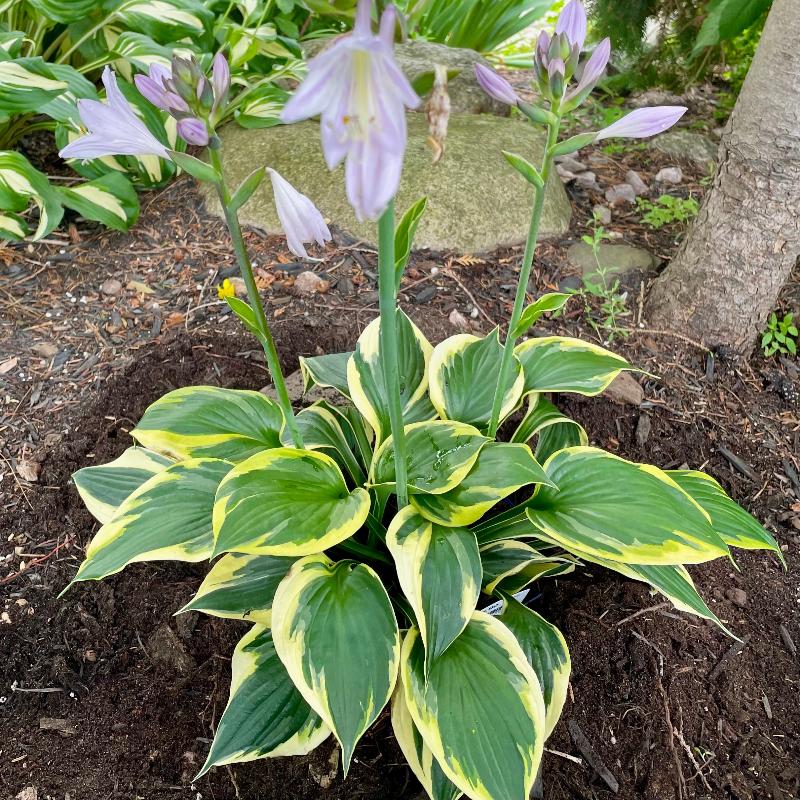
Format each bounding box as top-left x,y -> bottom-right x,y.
64,2 -> 782,799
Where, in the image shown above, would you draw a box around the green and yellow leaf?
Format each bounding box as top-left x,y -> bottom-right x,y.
212,448 -> 370,557
272,555 -> 400,774
428,330 -> 524,431
387,507 -> 481,673
196,625 -> 329,777
410,442 -> 553,527
0,150 -> 63,240
73,446 -> 172,524
369,420 -> 489,495
71,458 -> 231,584
480,540 -> 574,595
527,447 -> 730,565
514,336 -> 633,395
58,172 -> 140,232
347,310 -> 436,442
0,58 -> 67,114
511,394 -> 588,463
178,553 -> 295,625
401,614 -> 546,800
299,351 -> 352,398
131,386 -> 283,462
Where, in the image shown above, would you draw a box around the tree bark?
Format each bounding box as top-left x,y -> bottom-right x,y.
645,0 -> 800,353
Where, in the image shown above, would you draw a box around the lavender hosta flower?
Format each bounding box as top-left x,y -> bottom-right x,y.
59,66 -> 169,161
177,117 -> 210,146
267,169 -> 331,259
134,64 -> 188,114
555,0 -> 587,50
211,52 -> 230,115
474,63 -> 520,107
595,106 -> 688,140
280,0 -> 419,221
565,37 -> 611,105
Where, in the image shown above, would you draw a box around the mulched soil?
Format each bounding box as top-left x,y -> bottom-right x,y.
1,119 -> 799,800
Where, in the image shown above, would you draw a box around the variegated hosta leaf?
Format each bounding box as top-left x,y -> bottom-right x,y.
58,172 -> 140,232
299,351 -> 352,398
511,394 -> 588,463
0,212 -> 28,241
280,402 -> 365,484
0,58 -> 68,114
110,32 -> 175,74
401,614 -> 546,800
26,0 -> 102,23
369,420 -> 489,495
131,386 -> 283,462
496,595 -> 570,739
0,151 -> 63,241
473,509 -> 540,546
38,63 -> 98,124
272,555 -> 400,773
391,680 -> 462,800
347,310 -> 436,442
514,336 -> 633,395
410,442 -> 553,527
212,448 -> 370,557
667,470 -> 784,561
234,83 -> 289,128
116,0 -> 214,47
0,30 -> 25,59
178,553 -> 295,625
73,446 -> 172,524
528,447 -> 730,565
196,625 -> 329,778
480,540 -> 574,595
71,458 -> 231,584
387,507 -> 481,673
428,330 -> 524,431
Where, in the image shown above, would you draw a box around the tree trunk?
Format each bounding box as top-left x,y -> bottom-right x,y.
645,0 -> 800,353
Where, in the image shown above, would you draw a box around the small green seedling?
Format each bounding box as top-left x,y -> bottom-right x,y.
637,195 -> 700,229
762,312 -> 798,357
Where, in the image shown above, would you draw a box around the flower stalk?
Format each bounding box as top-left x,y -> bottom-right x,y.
207,146 -> 304,449
487,115 -> 561,438
377,200 -> 409,507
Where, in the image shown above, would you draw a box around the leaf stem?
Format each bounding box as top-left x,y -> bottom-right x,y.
208,146 -> 304,449
487,116 -> 561,437
377,200 -> 409,508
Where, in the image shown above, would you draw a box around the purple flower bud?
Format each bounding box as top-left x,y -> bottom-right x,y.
548,58 -> 565,99
59,67 -> 169,161
536,30 -> 550,65
565,37 -> 611,104
595,106 -> 688,140
267,169 -> 331,258
211,51 -> 230,113
474,63 -> 519,107
555,0 -> 587,50
177,117 -> 209,146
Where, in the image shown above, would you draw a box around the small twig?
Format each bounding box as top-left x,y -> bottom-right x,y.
567,721 -> 619,793
544,747 -> 583,766
616,602 -> 670,628
673,723 -> 712,792
616,326 -> 709,352
444,268 -> 497,327
0,537 -> 74,585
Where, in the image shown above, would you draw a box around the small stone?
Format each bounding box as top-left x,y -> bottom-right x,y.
293,270 -> 327,295
556,165 -> 576,183
725,588 -> 748,608
469,307 -> 479,319
174,610 -> 199,640
145,625 -> 197,674
555,155 -> 587,173
16,460 -> 40,483
605,183 -> 637,205
414,286 -> 437,304
592,205 -> 612,225
605,373 -> 643,406
100,278 -> 122,296
650,129 -> 718,166
39,718 -> 77,737
575,171 -> 599,191
229,277 -> 247,296
625,170 -> 649,196
655,166 -> 683,185
635,414 -> 652,447
31,342 -> 58,359
15,789 -> 37,800
567,242 -> 656,277
448,309 -> 470,331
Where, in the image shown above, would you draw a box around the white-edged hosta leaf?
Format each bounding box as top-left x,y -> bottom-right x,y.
0,211 -> 28,241
111,32 -> 178,73
179,553 -> 296,625
196,625 -> 329,777
58,172 -> 139,232
280,402 -> 365,484
272,555 -> 400,774
511,394 -> 588,463
299,351 -> 352,398
131,386 -> 283,462
480,540 -> 574,595
391,680 -> 462,800
347,310 -> 436,442
387,507 -> 481,674
511,293 -> 570,339
369,420 -> 489,495
401,614 -> 546,800
527,447 -> 730,565
428,329 -> 524,431
38,62 -> 98,124
410,442 -> 553,527
26,0 -> 102,23
514,336 -> 633,395
116,0 -> 213,46
234,84 -> 290,128
71,458 -> 232,584
496,596 -> 570,739
0,151 -> 63,240
0,30 -> 25,58
212,448 -> 370,557
73,446 -> 173,524
0,58 -> 68,114
667,470 -> 783,561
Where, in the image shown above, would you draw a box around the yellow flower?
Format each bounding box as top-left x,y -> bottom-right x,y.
217,278 -> 236,300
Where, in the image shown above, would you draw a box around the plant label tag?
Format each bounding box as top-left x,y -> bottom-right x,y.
482,589 -> 529,616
